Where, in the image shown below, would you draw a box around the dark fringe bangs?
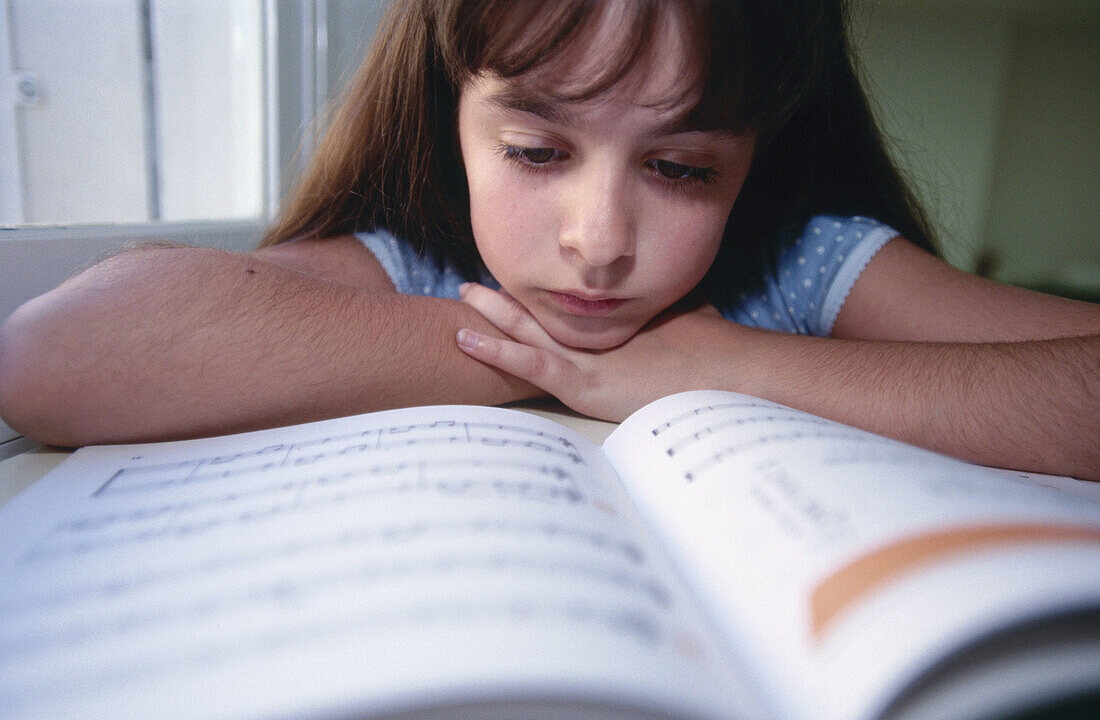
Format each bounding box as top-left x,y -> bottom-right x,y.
440,0 -> 677,104
437,0 -> 831,145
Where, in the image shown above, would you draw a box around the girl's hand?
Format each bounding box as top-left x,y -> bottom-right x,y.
455,283 -> 729,421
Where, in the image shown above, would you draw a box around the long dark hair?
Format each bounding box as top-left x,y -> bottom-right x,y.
262,0 -> 936,294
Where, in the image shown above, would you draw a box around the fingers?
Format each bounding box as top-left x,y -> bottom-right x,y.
457,283 -> 579,394
459,283 -> 556,348
455,328 -> 570,392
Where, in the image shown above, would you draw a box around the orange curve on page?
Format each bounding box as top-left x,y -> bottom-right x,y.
809,522 -> 1100,640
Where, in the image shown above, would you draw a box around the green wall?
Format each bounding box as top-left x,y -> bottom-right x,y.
851,0 -> 1099,300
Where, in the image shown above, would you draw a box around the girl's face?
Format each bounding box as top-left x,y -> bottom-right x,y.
456,3 -> 755,350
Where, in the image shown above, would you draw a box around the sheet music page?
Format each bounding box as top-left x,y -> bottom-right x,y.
603,391 -> 1100,720
0,405 -> 759,720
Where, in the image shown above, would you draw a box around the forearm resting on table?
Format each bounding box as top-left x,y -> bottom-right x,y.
0,247 -> 537,446
718,325 -> 1100,480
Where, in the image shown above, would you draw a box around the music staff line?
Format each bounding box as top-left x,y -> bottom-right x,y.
95,427 -> 585,497
649,401 -> 782,437
679,430 -> 889,481
5,518 -> 647,616
3,595 -> 666,711
28,468 -> 591,562
59,458 -> 578,537
1,551 -> 672,664
661,414 -> 836,457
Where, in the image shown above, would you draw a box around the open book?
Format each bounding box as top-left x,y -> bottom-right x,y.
1,390 -> 1098,720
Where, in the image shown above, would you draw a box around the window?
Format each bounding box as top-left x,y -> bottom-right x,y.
2,0 -> 266,225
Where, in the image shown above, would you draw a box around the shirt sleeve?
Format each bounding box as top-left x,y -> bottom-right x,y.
725,215 -> 898,336
356,229 -> 498,299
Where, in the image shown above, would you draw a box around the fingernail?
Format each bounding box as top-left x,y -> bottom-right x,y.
458,282 -> 472,297
456,328 -> 478,350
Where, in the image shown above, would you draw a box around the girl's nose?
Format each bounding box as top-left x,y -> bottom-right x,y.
558,168 -> 636,267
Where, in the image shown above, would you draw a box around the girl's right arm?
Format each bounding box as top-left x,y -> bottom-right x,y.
0,236 -> 538,446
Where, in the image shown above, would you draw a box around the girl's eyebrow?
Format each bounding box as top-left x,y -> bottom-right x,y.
484,84 -> 579,127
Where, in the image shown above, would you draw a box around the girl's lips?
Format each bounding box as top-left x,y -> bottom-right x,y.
547,290 -> 628,316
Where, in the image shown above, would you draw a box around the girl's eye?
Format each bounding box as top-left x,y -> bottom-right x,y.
649,159 -> 715,184
518,147 -> 558,164
498,144 -> 565,168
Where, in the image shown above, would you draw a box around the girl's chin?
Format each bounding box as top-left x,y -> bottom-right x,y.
541,318 -> 641,350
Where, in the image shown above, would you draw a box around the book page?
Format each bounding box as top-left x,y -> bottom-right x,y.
0,405 -> 760,720
603,391 -> 1100,720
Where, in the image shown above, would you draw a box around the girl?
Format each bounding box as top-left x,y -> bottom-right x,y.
0,0 -> 1097,479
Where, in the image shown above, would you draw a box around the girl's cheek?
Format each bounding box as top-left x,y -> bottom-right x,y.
650,206 -> 726,251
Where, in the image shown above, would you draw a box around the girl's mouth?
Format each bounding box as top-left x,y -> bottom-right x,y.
547,290 -> 629,316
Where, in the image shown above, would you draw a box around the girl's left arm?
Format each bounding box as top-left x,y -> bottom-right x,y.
456,238 -> 1100,480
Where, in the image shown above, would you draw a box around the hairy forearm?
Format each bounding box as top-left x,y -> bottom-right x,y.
0,247 -> 537,446
709,324 -> 1100,480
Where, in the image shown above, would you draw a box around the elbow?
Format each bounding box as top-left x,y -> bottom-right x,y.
0,247 -> 193,447
0,304 -> 43,441
0,298 -> 88,447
